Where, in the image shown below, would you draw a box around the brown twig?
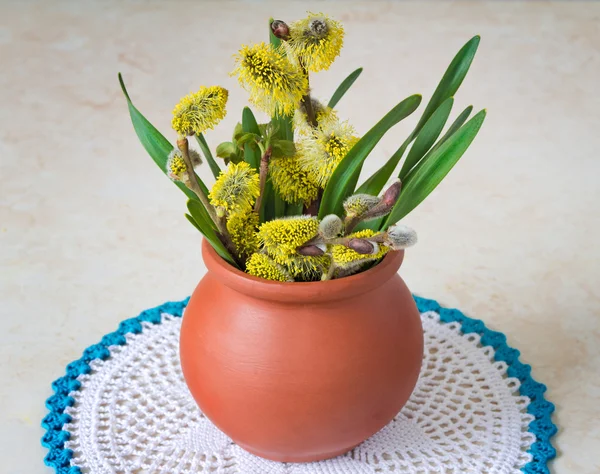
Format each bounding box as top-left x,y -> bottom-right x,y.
177,137 -> 240,263
254,146 -> 272,213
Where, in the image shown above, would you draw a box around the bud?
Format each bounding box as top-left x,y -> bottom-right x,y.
271,20 -> 290,40
348,238 -> 375,255
297,244 -> 326,256
319,214 -> 343,239
384,224 -> 418,250
380,179 -> 402,207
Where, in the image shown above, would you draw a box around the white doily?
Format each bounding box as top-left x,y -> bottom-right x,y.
63,311 -> 535,473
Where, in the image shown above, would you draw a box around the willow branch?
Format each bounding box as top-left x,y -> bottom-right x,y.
254,146 -> 272,213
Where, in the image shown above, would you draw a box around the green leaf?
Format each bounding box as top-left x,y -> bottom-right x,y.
187,200 -> 237,266
271,139 -> 296,158
185,213 -> 202,232
216,141 -> 237,159
260,179 -> 275,222
355,137 -> 411,195
384,109 -> 486,227
196,134 -> 221,179
118,73 -> 209,198
274,191 -> 286,217
328,67 -> 363,109
233,122 -> 244,141
285,202 -> 304,217
412,36 -> 480,136
242,107 -> 261,170
318,94 -> 422,218
354,37 -> 479,196
399,97 -> 454,180
429,105 -> 473,154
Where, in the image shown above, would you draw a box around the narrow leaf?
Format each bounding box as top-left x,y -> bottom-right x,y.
355,137 -> 411,195
399,97 -> 454,180
318,94 -> 422,218
412,36 -> 480,136
187,200 -> 237,266
328,67 -> 363,109
196,134 -> 221,179
429,105 -> 473,154
384,109 -> 486,227
185,213 -> 202,232
242,107 -> 261,170
118,73 -> 209,198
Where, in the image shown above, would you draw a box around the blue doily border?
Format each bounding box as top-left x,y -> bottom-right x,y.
41,296 -> 557,474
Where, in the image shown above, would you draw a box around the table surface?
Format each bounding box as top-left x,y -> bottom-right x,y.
1,1 -> 599,473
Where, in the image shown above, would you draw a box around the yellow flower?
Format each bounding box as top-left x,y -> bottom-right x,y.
293,99 -> 338,136
257,216 -> 319,264
166,148 -> 202,182
343,193 -> 380,217
331,229 -> 389,266
285,254 -> 330,281
172,86 -> 228,136
297,119 -> 359,187
286,12 -> 344,72
233,42 -> 308,116
209,162 -> 260,215
227,211 -> 259,260
246,253 -> 293,282
269,156 -> 320,204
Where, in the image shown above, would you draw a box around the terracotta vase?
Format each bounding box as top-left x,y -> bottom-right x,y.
180,239 -> 424,463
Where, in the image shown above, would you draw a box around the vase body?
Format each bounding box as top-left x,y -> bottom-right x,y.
180,239 -> 423,463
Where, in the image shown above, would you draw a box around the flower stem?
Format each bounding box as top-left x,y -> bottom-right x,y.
177,137 -> 240,263
254,145 -> 272,213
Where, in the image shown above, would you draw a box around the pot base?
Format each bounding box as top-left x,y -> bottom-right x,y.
237,442 -> 357,463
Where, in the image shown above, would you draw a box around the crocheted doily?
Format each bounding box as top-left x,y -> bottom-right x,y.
42,296 -> 556,474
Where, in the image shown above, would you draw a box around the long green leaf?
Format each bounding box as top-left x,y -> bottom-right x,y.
412,36 -> 480,136
384,109 -> 486,227
354,37 -> 479,196
187,200 -> 237,266
196,134 -> 221,179
399,97 -> 454,180
429,105 -> 473,154
118,73 -> 209,197
328,67 -> 363,109
242,107 -> 261,170
355,137 -> 411,195
318,94 -> 422,218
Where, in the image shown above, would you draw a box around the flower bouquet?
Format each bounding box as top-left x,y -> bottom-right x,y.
119,12 -> 485,463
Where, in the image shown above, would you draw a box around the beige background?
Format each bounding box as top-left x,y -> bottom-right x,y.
1,1 -> 599,472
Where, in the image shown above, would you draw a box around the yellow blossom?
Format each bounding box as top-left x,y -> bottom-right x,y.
172,86 -> 228,136
246,253 -> 293,282
286,12 -> 344,72
227,211 -> 259,260
257,216 -> 319,264
331,229 -> 389,266
233,42 -> 308,116
285,254 -> 330,281
209,162 -> 260,215
297,119 -> 359,187
166,148 -> 202,182
293,99 -> 339,136
269,156 -> 320,204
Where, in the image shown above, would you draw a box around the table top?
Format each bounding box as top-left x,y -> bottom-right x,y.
1,1 -> 598,473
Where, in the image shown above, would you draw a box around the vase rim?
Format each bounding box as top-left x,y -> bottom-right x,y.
201,239 -> 405,303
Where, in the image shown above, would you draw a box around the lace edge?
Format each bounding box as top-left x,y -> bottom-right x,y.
40,298 -> 189,473
413,296 -> 558,474
41,295 -> 557,474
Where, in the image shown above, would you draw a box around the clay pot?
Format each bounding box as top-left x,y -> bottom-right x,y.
180,239 -> 423,463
